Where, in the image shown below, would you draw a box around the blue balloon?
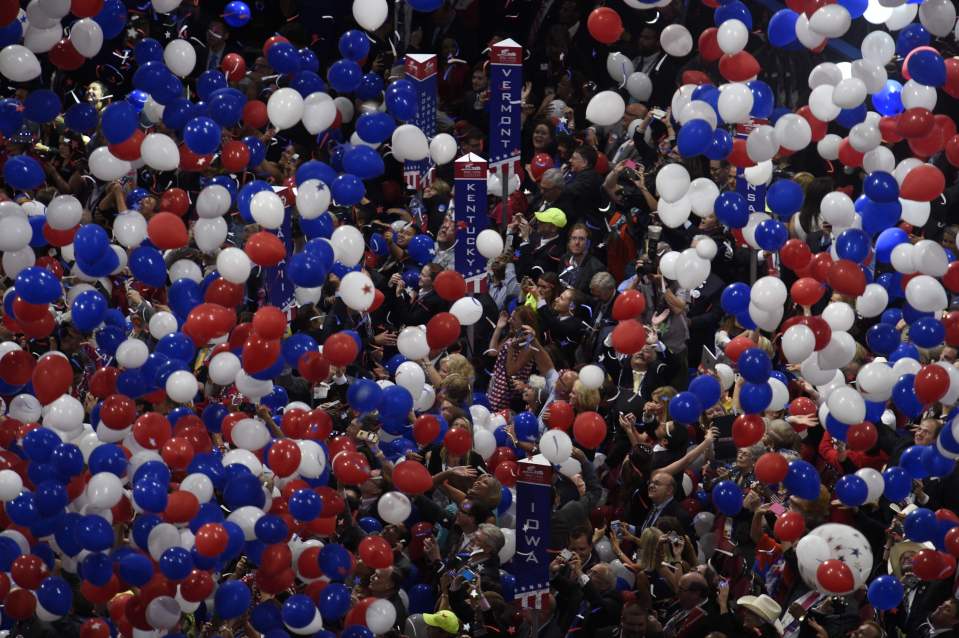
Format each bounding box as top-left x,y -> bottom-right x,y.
514,411 -> 539,441
689,375 -> 722,410
712,480 -> 743,516
891,343 -> 921,364
739,349 -> 771,383
755,219 -> 788,251
407,235 -> 438,267
358,516 -> 384,534
896,23 -> 930,57
838,0 -> 867,17
908,50 -> 946,87
0,15 -> 23,47
714,0 -> 753,28
859,198 -> 902,236
15,267 -> 61,304
291,70 -> 326,98
875,227 -> 908,263
357,72 -> 385,101
348,378 -> 384,412
130,245 -> 168,288
223,0 -> 251,27
904,506 -> 937,542
268,42 -> 301,74
835,228 -> 870,263
784,459 -> 820,499
283,594 -> 317,629
287,252 -> 328,287
62,102 -> 97,135
282,334 -> 318,367
380,385 -> 414,419
923,445 -> 955,477
339,30 -> 370,61
319,544 -> 351,581
37,576 -> 71,616
747,80 -> 774,118
101,101 -> 138,144
77,514 -> 113,551
209,88 -> 247,127
4,155 -> 44,190
318,582 -> 352,619
677,119 -> 712,157
296,160 -> 337,187
71,290 -> 108,332
343,627 -> 374,638
81,552 -> 114,586
288,489 -> 322,521
328,59 -> 363,93
299,47 -> 320,73
740,382 -> 771,414
669,391 -> 702,424
409,0 -> 443,9
714,192 -> 749,228
159,546 -> 194,580
406,583 -> 436,615
386,92 -> 416,121
863,172 -> 899,203
868,575 -> 904,611
720,283 -> 750,315
183,116 -> 222,155
705,128 -> 733,160
882,466 -> 912,502
835,474 -> 868,506
910,317 -> 944,348
343,145 -> 385,180
331,174 -> 366,206
135,38 -> 164,64
24,90 -> 61,124
197,70 -> 228,100
766,180 -> 803,217
891,374 -> 923,419
216,580 -> 252,620
836,104 -> 867,129
0,99 -> 24,137
768,9 -> 799,47
94,0 -> 127,40
872,80 -> 903,116
133,479 -> 168,513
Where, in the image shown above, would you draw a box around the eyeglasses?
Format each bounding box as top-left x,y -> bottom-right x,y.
648,480 -> 671,487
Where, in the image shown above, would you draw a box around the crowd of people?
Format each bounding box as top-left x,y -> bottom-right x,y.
0,0 -> 959,637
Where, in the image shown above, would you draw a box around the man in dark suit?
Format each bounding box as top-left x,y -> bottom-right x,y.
558,223 -> 606,294
640,470 -> 692,535
910,596 -> 959,638
562,145 -> 606,239
514,207 -> 567,278
193,20 -> 241,76
686,270 -> 725,368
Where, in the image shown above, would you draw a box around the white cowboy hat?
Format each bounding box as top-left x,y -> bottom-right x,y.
738,594 -> 784,634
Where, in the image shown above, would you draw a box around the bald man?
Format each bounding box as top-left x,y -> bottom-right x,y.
554,555 -> 624,635
661,572 -> 715,638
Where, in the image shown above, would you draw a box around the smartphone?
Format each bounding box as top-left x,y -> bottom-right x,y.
559,549 -> 573,561
769,503 -> 786,516
461,568 -> 477,582
624,159 -> 638,170
650,108 -> 667,120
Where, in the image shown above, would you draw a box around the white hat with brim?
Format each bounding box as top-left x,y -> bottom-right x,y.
737,595 -> 784,635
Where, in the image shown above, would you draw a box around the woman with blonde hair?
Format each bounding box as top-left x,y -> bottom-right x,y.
571,379 -> 600,412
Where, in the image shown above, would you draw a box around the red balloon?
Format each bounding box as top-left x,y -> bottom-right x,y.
180,570 -> 214,602
612,290 -> 647,321
494,460 -> 519,487
11,554 -> 48,590
915,364 -> 950,405
147,212 -> 188,250
262,35 -> 290,56
909,127 -> 946,158
332,451 -> 371,485
178,144 -> 214,172
879,116 -> 905,144
5,588 -> 36,620
245,231 -> 287,266
755,452 -> 789,484
164,491 -> 200,524
773,511 -> 806,542
724,335 -> 755,363
698,28 -> 722,63
546,400 -> 575,431
573,411 -> 607,449
370,289 -> 385,313
719,51 -> 760,82
108,129 -> 145,161
530,152 -> 553,181
727,137 -> 755,169
205,278 -> 245,308
807,251 -> 833,282
88,366 -> 120,398
243,333 -> 281,373
72,0 -> 104,16
49,38 -> 85,70
221,140 -> 251,173
945,135 -> 959,168
0,0 -> 18,24
80,618 -> 111,638
268,439 -> 302,477
133,412 -> 172,449
945,527 -> 959,558
901,164 -> 946,202
790,277 -> 826,306
221,52 -> 247,82
413,415 -> 440,445
243,100 -> 268,129
358,536 -> 393,569
100,393 -> 137,429
42,224 -> 78,247
828,259 -> 866,296
444,427 -> 472,456
323,332 -> 358,367
253,306 -> 287,340
897,107 -> 935,139
913,549 -> 949,580
298,351 -> 331,383
732,414 -> 765,447
158,189 -> 189,217
12,297 -> 48,322
797,106 -> 827,142
392,460 -> 433,494
160,437 -> 195,470
32,353 -> 73,405
803,316 -> 832,351
817,559 -> 854,593
611,319 -> 645,355
297,546 -> 323,578
846,422 -> 878,451
0,349 -> 34,385
433,271 -> 467,302
426,312 -> 461,350
586,7 -> 623,44
837,137 -> 864,168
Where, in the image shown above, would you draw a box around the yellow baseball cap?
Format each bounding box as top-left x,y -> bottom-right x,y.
423,610 -> 460,634
534,207 -> 567,229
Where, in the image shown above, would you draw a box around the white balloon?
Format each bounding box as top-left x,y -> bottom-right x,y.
395,361 -> 425,398
660,24 -> 693,56
228,506 -> 264,540
148,523 -> 181,561
579,364 -> 604,390
863,0 -> 894,24
331,225 -> 364,267
194,217 -> 228,253
163,39 -> 196,77
900,199 -> 930,227
774,113 -> 812,151
585,90 -> 626,126
391,124 -> 429,161
919,0 -> 957,37
695,236 -> 717,260
152,0 -> 182,13
832,78 -> 867,109
43,395 -> 83,431
149,311 -> 178,339
769,378 -> 789,412
657,196 -> 691,229
89,147 -> 132,181
46,195 -> 83,231
890,243 -> 916,274
606,52 -> 634,83
217,247 -> 252,284
655,163 -> 690,204
822,302 -> 855,332
377,491 -> 411,524
626,72 -> 652,101
892,357 -> 921,378
884,2 -> 917,30
851,59 -> 887,95
339,271 -> 376,311
498,527 -> 516,563
676,249 -> 710,290
670,84 -> 697,120
913,240 -> 949,277
894,158 -> 923,186
817,134 -> 842,160
782,324 -> 816,364
2,246 -> 35,279
117,339 -> 149,368
196,184 -> 230,218
751,276 -> 787,311
678,100 -> 718,130
744,161 -> 773,186
802,354 -> 839,386
688,178 -> 719,217
26,24 -> 62,54
302,92 -> 336,135
232,419 -> 271,451
334,96 -> 355,124
473,429 -> 496,460
250,190 -> 285,229
937,362 -> 959,406
429,134 -> 457,165
366,599 -> 395,635
748,301 -> 784,332
235,369 -> 273,401
165,370 -> 198,404
0,469 -> 23,502
222,448 -> 263,476
905,275 -> 947,312
809,63 -> 843,90
901,80 -> 936,111
87,472 -> 124,509
863,146 -> 895,174
659,251 -> 680,280
809,85 -> 841,122
38,0 -> 70,18
795,534 -> 832,590
855,283 -> 888,318
717,19 -> 748,54
809,4 -> 851,37
141,133 -> 180,172
296,180 -> 331,220
353,0 -> 389,31
296,440 -> 327,478
397,326 -> 429,360
818,331 -> 856,370
268,88 -> 305,130
209,352 -> 242,386
0,45 -> 41,82
0,216 -> 31,252
857,361 -> 896,402
477,228 -> 505,258
795,13 -> 826,49
146,596 -> 181,630
540,430 -> 572,465
861,31 -> 895,66
715,363 -> 735,391
450,297 -> 483,326
180,473 -> 214,503
717,83 -> 753,124
827,385 -> 866,425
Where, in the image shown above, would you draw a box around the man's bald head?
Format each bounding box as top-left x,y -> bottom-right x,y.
589,563 -> 615,591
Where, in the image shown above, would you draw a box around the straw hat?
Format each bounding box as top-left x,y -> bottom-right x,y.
737,595 -> 784,634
